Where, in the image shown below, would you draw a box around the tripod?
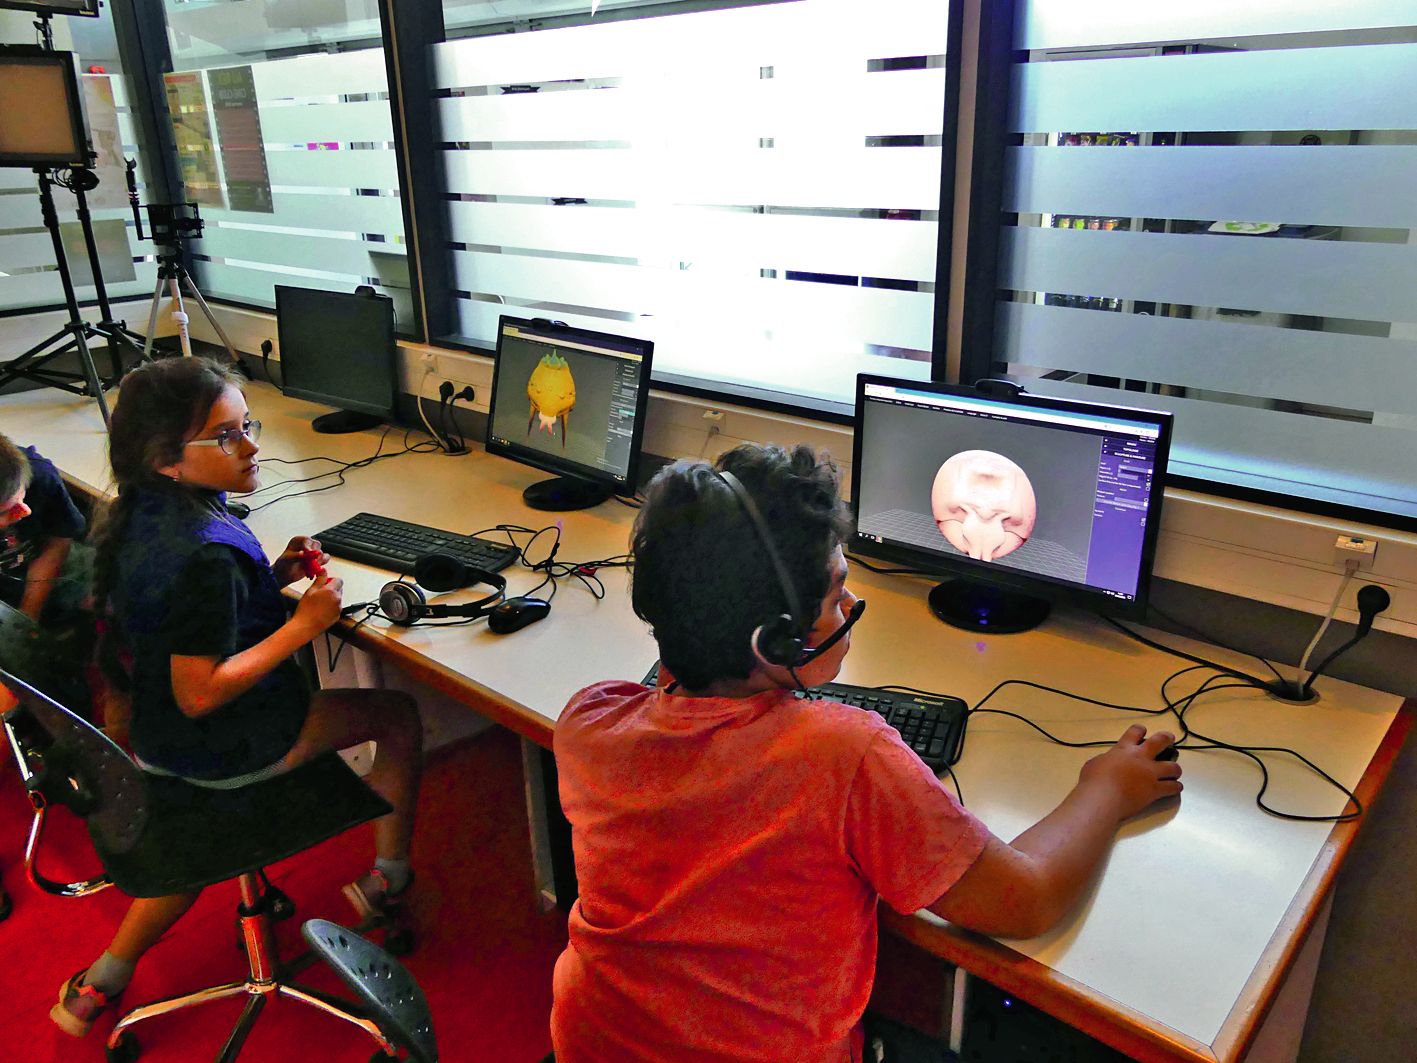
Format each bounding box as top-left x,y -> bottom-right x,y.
141,248 -> 240,364
0,170 -> 144,428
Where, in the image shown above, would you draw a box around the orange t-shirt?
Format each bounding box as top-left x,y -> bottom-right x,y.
551,681 -> 991,1063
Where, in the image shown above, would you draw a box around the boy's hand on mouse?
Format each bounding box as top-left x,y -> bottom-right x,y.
1078,724 -> 1183,822
273,536 -> 330,587
293,573 -> 344,636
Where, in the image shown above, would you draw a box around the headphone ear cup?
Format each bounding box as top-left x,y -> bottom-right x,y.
753,614 -> 804,668
413,552 -> 468,593
379,582 -> 427,626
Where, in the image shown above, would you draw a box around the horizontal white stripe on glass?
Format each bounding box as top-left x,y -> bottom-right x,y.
448,200 -> 935,280
199,225 -> 404,277
434,0 -> 948,89
1005,145 -> 1417,230
202,192 -> 403,235
247,49 -> 389,99
1023,378 -> 1416,518
997,302 -> 1417,416
1017,0 -> 1417,51
1011,43 -> 1417,133
443,147 -> 941,209
0,266 -> 155,307
453,248 -> 933,350
267,148 -> 400,189
256,100 -> 395,145
437,67 -> 946,143
198,260 -> 413,319
1000,226 -> 1417,324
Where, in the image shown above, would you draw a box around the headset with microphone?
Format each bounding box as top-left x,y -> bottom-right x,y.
714,469 -> 865,671
377,551 -> 507,626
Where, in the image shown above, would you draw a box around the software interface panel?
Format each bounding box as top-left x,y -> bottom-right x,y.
855,383 -> 1163,602
489,324 -> 645,485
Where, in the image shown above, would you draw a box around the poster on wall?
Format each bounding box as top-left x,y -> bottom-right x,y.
162,71 -> 224,209
80,76 -> 130,209
208,65 -> 273,214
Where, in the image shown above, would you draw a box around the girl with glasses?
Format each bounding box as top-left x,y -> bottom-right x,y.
51,357 -> 425,1039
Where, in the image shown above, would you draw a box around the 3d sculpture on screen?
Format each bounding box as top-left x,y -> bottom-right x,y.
931,450 -> 1037,562
526,351 -> 577,448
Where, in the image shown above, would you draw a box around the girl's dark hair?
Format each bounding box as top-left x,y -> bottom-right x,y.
91,357 -> 239,685
631,442 -> 852,691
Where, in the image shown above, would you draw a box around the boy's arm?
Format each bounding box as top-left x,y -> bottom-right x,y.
169,574 -> 344,718
927,725 -> 1181,939
18,536 -> 72,621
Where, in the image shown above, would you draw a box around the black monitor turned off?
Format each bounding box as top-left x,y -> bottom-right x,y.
487,316 -> 653,511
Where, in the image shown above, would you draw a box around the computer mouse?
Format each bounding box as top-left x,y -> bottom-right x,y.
224,500 -> 251,519
1155,743 -> 1180,763
487,596 -> 551,634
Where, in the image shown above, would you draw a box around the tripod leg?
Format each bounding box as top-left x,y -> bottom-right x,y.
68,324 -> 112,430
143,273 -> 165,360
181,270 -> 242,365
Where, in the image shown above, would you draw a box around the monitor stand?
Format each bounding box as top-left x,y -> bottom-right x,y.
523,475 -> 613,512
311,410 -> 384,434
928,579 -> 1051,634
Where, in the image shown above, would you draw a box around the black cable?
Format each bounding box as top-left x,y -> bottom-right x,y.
844,553 -> 935,577
1104,616 -> 1270,690
1145,601 -> 1286,684
238,427 -> 442,514
942,764 -> 964,806
611,493 -> 643,509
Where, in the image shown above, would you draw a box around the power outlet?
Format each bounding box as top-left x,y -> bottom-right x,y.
418,351 -> 439,375
1334,534 -> 1378,570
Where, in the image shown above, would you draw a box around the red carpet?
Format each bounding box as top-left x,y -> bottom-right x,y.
2,727 -> 568,1063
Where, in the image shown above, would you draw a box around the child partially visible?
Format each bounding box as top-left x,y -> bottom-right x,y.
0,431 -> 88,623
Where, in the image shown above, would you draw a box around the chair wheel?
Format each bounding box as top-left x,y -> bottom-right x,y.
369,1053 -> 399,1063
382,926 -> 415,957
106,1032 -> 141,1062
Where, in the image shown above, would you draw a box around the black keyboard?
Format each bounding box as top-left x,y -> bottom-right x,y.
641,664 -> 967,773
314,512 -> 519,576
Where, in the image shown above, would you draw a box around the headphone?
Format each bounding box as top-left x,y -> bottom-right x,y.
714,469 -> 865,669
378,552 -> 507,626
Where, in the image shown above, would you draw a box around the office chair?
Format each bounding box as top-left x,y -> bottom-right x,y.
303,918 -> 438,1062
0,668 -> 402,1063
0,600 -> 110,899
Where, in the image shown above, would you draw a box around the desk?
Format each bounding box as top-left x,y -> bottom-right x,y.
5,382 -> 1410,1063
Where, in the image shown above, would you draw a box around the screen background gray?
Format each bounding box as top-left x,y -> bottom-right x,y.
490,336 -> 625,473
856,401 -> 1101,562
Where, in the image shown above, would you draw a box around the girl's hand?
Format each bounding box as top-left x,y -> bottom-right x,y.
273,536 -> 331,586
1078,724 -> 1183,822
293,573 -> 344,637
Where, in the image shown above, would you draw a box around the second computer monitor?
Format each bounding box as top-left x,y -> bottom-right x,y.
851,375 -> 1173,633
486,316 -> 653,511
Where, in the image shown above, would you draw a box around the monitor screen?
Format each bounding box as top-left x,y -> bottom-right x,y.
275,286 -> 397,421
851,375 -> 1172,625
486,316 -> 653,499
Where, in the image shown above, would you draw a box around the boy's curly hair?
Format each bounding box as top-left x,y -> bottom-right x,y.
631,442 -> 852,691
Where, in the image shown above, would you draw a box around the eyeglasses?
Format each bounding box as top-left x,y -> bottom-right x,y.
184,419 -> 262,455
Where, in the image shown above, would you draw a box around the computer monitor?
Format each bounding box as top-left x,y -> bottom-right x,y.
275,285 -> 397,434
851,375 -> 1173,633
486,315 -> 653,511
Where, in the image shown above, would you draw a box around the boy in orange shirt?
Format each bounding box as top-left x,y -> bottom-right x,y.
551,443 -> 1182,1063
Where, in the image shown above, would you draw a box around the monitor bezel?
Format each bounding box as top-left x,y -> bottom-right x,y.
849,373 -> 1174,622
0,1 -> 100,19
274,285 -> 398,421
485,314 -> 654,496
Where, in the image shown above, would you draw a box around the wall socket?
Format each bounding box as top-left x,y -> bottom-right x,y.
1334,534 -> 1378,570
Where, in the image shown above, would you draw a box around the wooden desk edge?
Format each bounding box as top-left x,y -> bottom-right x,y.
884,697 -> 1416,1063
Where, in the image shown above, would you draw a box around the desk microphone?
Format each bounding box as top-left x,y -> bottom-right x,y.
1266,585 -> 1391,702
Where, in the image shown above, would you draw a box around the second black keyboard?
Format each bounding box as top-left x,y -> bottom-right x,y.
315,512 -> 519,576
642,663 -> 967,773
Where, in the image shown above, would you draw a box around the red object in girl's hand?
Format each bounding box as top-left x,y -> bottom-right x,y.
300,550 -> 326,579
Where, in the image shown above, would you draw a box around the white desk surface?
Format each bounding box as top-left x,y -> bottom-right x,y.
5,383 -> 1409,1063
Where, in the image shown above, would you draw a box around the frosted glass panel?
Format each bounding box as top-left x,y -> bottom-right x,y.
1011,44 -> 1417,134
997,4 -> 1417,520
435,0 -> 950,404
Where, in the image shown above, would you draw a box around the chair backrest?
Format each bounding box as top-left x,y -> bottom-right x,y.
302,918 -> 438,1063
0,600 -> 92,716
0,668 -> 148,854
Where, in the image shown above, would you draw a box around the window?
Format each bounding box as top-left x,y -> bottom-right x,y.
432,0 -> 959,408
976,2 -> 1417,526
158,0 -> 413,333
